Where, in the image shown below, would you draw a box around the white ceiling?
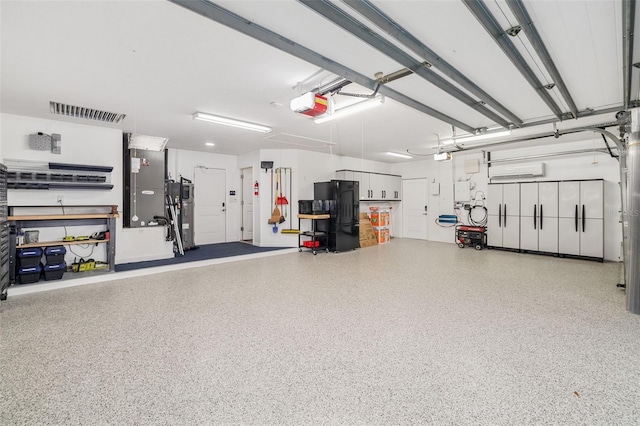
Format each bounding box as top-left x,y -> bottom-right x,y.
0,0 -> 636,162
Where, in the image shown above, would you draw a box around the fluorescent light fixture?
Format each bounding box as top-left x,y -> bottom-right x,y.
205,142 -> 215,146
385,152 -> 412,159
434,152 -> 452,162
193,112 -> 272,133
441,129 -> 511,145
314,95 -> 384,124
128,133 -> 169,151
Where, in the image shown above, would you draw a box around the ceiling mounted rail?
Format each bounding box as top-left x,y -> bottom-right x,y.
507,0 -> 578,118
444,121 -> 623,154
520,104 -> 636,129
299,0 -> 512,129
342,0 -> 523,128
462,0 -> 565,120
167,0 -> 475,133
623,0 -> 636,109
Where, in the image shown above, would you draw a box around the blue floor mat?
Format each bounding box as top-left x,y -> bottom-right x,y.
115,242 -> 287,272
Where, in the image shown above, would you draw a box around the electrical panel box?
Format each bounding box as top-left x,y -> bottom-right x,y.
455,181 -> 471,202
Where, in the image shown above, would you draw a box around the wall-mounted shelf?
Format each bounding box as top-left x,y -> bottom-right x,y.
17,238 -> 109,249
5,159 -> 113,191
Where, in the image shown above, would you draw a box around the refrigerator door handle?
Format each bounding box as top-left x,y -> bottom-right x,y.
582,204 -> 586,232
540,204 -> 543,230
498,204 -> 501,227
533,205 -> 537,230
575,204 -> 578,232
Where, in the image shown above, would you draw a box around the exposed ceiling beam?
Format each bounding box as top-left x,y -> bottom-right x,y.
342,0 -> 523,128
623,0 -> 636,109
507,0 -> 578,118
462,0 -> 565,120
167,0 -> 476,133
299,0 -> 513,129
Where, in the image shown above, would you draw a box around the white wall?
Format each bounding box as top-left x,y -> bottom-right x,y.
236,149 -> 392,248
0,113 -> 172,264
391,139 -> 623,261
167,148 -> 240,243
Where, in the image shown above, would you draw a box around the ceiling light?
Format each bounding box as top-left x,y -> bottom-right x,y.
193,112 -> 272,133
441,129 -> 512,145
127,133 -> 169,151
314,95 -> 384,124
205,142 -> 215,146
385,152 -> 412,159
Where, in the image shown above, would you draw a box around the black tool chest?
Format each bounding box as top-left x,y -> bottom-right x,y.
1,163 -> 9,300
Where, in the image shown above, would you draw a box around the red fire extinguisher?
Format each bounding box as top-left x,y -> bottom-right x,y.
254,181 -> 259,196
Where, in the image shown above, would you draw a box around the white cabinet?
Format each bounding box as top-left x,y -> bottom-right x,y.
558,180 -> 603,258
487,183 -> 520,249
336,170 -> 401,200
520,182 -> 558,253
489,179 -> 603,260
387,175 -> 402,200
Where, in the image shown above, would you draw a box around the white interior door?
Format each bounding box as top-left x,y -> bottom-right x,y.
241,167 -> 253,241
402,179 -> 428,240
194,167 -> 226,245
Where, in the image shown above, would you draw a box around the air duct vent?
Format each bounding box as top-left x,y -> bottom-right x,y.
49,101 -> 126,124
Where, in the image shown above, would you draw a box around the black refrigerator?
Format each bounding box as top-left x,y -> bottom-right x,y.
314,180 -> 360,252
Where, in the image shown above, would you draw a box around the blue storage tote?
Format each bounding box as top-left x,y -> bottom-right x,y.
17,264 -> 42,284
17,248 -> 43,268
44,246 -> 66,264
43,262 -> 66,281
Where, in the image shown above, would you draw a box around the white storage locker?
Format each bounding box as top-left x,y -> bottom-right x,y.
487,183 -> 520,249
558,180 -> 603,259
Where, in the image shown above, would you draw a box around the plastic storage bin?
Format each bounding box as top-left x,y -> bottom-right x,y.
17,265 -> 42,284
44,246 -> 66,264
43,262 -> 66,281
18,248 -> 43,268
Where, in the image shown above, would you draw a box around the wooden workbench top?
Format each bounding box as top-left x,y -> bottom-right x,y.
297,214 -> 330,219
8,213 -> 120,221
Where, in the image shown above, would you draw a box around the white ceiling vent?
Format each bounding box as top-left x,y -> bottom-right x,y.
49,101 -> 126,124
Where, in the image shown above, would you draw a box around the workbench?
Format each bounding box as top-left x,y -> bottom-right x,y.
7,207 -> 119,288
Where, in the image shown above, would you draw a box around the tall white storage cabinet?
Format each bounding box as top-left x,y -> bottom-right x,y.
487,183 -> 520,249
558,180 -> 604,259
520,182 -> 559,253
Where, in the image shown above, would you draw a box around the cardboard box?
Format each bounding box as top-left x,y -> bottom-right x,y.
359,219 -> 378,248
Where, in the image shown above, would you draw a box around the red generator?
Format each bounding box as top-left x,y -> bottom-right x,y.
456,225 -> 486,250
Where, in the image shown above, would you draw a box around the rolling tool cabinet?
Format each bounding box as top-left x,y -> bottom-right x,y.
297,214 -> 329,255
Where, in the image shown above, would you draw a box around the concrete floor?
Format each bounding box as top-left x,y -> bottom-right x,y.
1,238 -> 639,425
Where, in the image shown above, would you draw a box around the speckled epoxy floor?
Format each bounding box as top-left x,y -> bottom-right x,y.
1,238 -> 639,425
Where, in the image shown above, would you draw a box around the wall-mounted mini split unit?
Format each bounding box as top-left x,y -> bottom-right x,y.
489,163 -> 545,179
